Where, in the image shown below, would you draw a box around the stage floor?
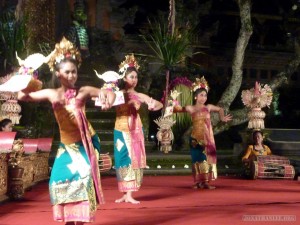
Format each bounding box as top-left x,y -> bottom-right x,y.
0,175 -> 299,225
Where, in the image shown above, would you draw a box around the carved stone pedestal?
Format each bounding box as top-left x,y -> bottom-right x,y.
8,166 -> 24,200
0,153 -> 8,197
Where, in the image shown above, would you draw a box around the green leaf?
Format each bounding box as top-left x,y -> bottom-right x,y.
141,18 -> 194,68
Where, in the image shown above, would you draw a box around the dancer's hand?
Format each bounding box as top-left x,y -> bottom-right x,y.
98,91 -> 111,110
222,114 -> 232,123
147,97 -> 155,111
101,98 -> 110,110
127,99 -> 139,110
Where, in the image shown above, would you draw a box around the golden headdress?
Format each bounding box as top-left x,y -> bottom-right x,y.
47,37 -> 82,71
154,116 -> 176,130
118,54 -> 140,76
191,76 -> 209,92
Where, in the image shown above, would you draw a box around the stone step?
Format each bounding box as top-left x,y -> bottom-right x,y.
89,118 -> 115,130
95,129 -> 113,141
101,153 -> 243,176
86,108 -> 116,119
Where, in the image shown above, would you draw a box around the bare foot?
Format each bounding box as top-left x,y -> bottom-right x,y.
125,196 -> 140,204
192,183 -> 202,189
115,195 -> 126,203
202,183 -> 216,190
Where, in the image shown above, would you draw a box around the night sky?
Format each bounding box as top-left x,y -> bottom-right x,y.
119,0 -> 300,46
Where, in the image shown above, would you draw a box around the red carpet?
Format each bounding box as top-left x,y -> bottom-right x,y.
0,175 -> 299,225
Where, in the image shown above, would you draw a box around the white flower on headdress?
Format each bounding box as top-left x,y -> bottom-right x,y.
55,54 -> 65,64
118,54 -> 140,76
47,37 -> 82,71
118,64 -> 129,76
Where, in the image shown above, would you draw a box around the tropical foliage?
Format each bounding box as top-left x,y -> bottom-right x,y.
141,0 -> 196,112
0,5 -> 26,71
141,18 -> 193,69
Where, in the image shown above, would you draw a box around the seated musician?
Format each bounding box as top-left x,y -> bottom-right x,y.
242,130 -> 295,179
242,130 -> 272,177
242,130 -> 272,163
0,118 -> 13,132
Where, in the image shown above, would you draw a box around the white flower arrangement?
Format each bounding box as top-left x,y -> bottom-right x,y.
102,82 -> 119,92
241,82 -> 273,109
119,64 -> 129,75
55,54 -> 65,64
163,90 -> 182,118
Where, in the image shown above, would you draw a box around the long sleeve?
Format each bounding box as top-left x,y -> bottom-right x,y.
264,145 -> 272,155
242,145 -> 252,161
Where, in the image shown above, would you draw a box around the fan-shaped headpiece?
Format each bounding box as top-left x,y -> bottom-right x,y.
47,37 -> 82,71
191,76 -> 209,92
118,54 -> 140,76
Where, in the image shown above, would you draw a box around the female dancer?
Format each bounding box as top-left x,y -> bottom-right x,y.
18,38 -> 115,225
176,77 -> 232,189
114,54 -> 163,204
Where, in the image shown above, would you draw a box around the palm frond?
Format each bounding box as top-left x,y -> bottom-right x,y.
141,18 -> 193,68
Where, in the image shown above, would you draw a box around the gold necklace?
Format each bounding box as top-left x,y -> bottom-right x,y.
254,145 -> 265,155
